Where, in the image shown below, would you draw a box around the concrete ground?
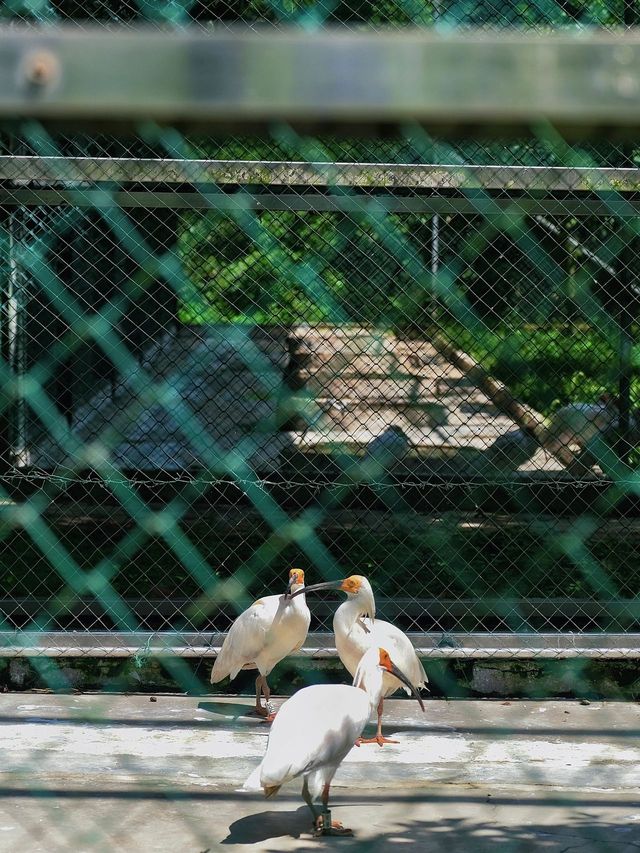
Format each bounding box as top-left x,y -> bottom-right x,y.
0,694 -> 639,851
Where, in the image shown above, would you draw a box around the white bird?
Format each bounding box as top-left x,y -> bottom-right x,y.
548,397 -> 618,452
363,425 -> 411,471
210,568 -> 310,720
477,428 -> 538,473
244,645 -> 424,836
291,575 -> 427,745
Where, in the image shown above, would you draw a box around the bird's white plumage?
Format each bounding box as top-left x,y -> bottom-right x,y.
252,684 -> 370,796
333,578 -> 428,698
244,647 -> 385,798
211,586 -> 310,683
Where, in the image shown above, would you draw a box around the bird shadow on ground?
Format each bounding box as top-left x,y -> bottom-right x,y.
197,701 -> 271,723
220,806 -> 309,845
360,722 -> 457,737
243,814 -> 640,853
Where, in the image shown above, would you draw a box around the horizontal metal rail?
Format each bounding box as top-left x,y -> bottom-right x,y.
3,158 -> 640,192
1,632 -> 640,658
3,159 -> 640,214
3,28 -> 640,133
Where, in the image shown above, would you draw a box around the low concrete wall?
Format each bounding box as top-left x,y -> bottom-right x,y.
1,655 -> 639,700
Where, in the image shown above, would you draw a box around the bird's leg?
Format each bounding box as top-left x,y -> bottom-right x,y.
302,777 -> 320,827
261,678 -> 276,722
252,675 -> 270,718
355,698 -> 399,746
313,783 -> 353,837
252,675 -> 276,721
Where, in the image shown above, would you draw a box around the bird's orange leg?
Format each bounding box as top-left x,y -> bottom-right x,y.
355,698 -> 399,746
312,783 -> 353,837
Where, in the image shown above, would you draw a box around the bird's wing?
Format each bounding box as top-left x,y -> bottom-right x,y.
210,595 -> 281,682
258,685 -> 369,789
365,617 -> 429,690
291,636 -> 307,653
242,763 -> 263,792
289,601 -> 311,652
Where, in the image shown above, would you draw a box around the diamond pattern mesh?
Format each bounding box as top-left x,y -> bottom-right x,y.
0,3 -> 638,851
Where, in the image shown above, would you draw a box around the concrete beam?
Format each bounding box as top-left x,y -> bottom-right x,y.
3,27 -> 640,134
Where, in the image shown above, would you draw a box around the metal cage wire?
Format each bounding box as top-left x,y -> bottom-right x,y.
0,143 -> 639,658
0,9 -> 638,853
0,1 -> 638,667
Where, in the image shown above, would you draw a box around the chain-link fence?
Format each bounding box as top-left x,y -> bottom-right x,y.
2,132 -> 640,661
0,4 -> 639,853
0,8 -> 636,660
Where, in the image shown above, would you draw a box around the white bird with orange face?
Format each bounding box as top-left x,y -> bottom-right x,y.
210,568 -> 310,720
244,646 -> 424,836
291,575 -> 427,744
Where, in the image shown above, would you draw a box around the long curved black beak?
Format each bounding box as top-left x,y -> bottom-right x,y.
288,579 -> 344,600
389,662 -> 425,712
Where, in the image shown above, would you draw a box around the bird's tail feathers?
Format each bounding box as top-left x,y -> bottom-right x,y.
264,784 -> 282,799
210,650 -> 225,682
402,677 -> 429,695
242,763 -> 263,792
210,651 -> 235,684
244,763 -> 286,799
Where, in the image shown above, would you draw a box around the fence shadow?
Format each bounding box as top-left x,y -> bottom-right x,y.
223,807 -> 640,852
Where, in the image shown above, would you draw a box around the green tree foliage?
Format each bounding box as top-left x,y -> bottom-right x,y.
178,210 -> 435,327
177,205 -> 637,416
6,0 -> 638,417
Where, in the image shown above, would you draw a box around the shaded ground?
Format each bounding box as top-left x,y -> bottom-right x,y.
3,508 -> 640,634
4,786 -> 640,852
0,694 -> 639,850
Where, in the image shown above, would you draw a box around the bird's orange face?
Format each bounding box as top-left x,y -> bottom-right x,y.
374,648 -> 425,712
289,568 -> 305,586
378,648 -> 393,672
340,575 -> 364,594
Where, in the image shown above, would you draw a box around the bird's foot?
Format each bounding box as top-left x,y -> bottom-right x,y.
260,712 -> 277,724
257,700 -> 277,723
313,814 -> 353,837
355,734 -> 399,747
